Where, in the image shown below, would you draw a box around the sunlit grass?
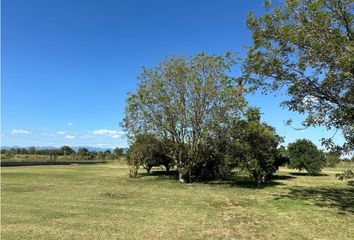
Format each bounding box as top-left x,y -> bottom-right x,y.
1,162 -> 353,239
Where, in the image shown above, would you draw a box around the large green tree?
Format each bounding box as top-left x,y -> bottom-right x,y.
123,53 -> 246,182
245,0 -> 354,152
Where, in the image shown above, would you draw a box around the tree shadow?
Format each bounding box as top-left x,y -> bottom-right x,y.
271,175 -> 296,180
289,172 -> 328,177
138,170 -> 296,189
275,185 -> 354,214
206,174 -> 294,189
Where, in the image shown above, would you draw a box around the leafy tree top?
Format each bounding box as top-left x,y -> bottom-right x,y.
244,0 -> 354,152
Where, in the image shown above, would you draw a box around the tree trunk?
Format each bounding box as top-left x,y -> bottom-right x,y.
165,165 -> 170,173
178,171 -> 184,183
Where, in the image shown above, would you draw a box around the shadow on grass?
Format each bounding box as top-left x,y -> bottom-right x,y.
207,175 -> 290,189
207,177 -> 288,189
271,175 -> 296,180
275,186 -> 354,214
138,170 -> 296,189
289,172 -> 328,177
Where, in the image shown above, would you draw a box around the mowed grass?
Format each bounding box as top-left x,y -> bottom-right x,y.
1,162 -> 353,240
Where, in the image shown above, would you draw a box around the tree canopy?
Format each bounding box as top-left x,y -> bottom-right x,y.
288,139 -> 326,175
245,0 -> 354,152
123,52 -> 246,182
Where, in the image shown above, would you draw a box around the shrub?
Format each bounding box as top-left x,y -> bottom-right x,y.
288,139 -> 326,175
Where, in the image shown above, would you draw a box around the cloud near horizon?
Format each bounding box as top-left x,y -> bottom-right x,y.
11,129 -> 31,135
91,129 -> 124,138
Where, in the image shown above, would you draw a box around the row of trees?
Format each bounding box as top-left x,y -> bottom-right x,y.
126,108 -> 289,186
126,126 -> 350,184
1,146 -> 126,160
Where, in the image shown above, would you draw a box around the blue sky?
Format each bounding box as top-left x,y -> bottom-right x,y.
1,0 -> 344,149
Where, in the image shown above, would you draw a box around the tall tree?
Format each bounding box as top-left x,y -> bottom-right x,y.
123,52 -> 246,182
244,0 -> 354,152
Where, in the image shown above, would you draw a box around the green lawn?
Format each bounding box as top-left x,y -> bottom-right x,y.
1,162 -> 353,240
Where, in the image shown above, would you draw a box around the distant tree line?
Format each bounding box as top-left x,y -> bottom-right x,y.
1,146 -> 126,161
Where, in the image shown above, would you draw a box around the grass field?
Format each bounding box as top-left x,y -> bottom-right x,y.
1,162 -> 353,240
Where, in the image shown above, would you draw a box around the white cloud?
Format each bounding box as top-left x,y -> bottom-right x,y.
57,131 -> 66,135
11,129 -> 31,135
91,129 -> 124,138
42,133 -> 49,136
80,135 -> 92,139
67,122 -> 74,127
65,135 -> 75,139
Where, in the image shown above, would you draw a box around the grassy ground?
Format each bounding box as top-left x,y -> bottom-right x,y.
1,162 -> 353,240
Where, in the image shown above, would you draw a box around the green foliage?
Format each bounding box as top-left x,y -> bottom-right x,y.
123,52 -> 246,182
113,147 -> 125,158
336,167 -> 354,180
126,133 -> 173,176
288,139 -> 326,175
325,151 -> 341,167
78,147 -> 89,156
227,108 -> 288,186
60,146 -> 75,155
245,0 -> 354,152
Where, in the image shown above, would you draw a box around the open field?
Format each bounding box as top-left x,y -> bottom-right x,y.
1,162 -> 353,240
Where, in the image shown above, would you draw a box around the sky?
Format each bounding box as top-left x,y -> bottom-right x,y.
1,0 -> 346,150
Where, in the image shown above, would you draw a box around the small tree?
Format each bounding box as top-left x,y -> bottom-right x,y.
127,133 -> 173,176
78,147 -> 89,159
60,146 -> 75,155
125,147 -> 141,178
288,139 -> 326,175
113,147 -> 124,159
228,108 -> 287,186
